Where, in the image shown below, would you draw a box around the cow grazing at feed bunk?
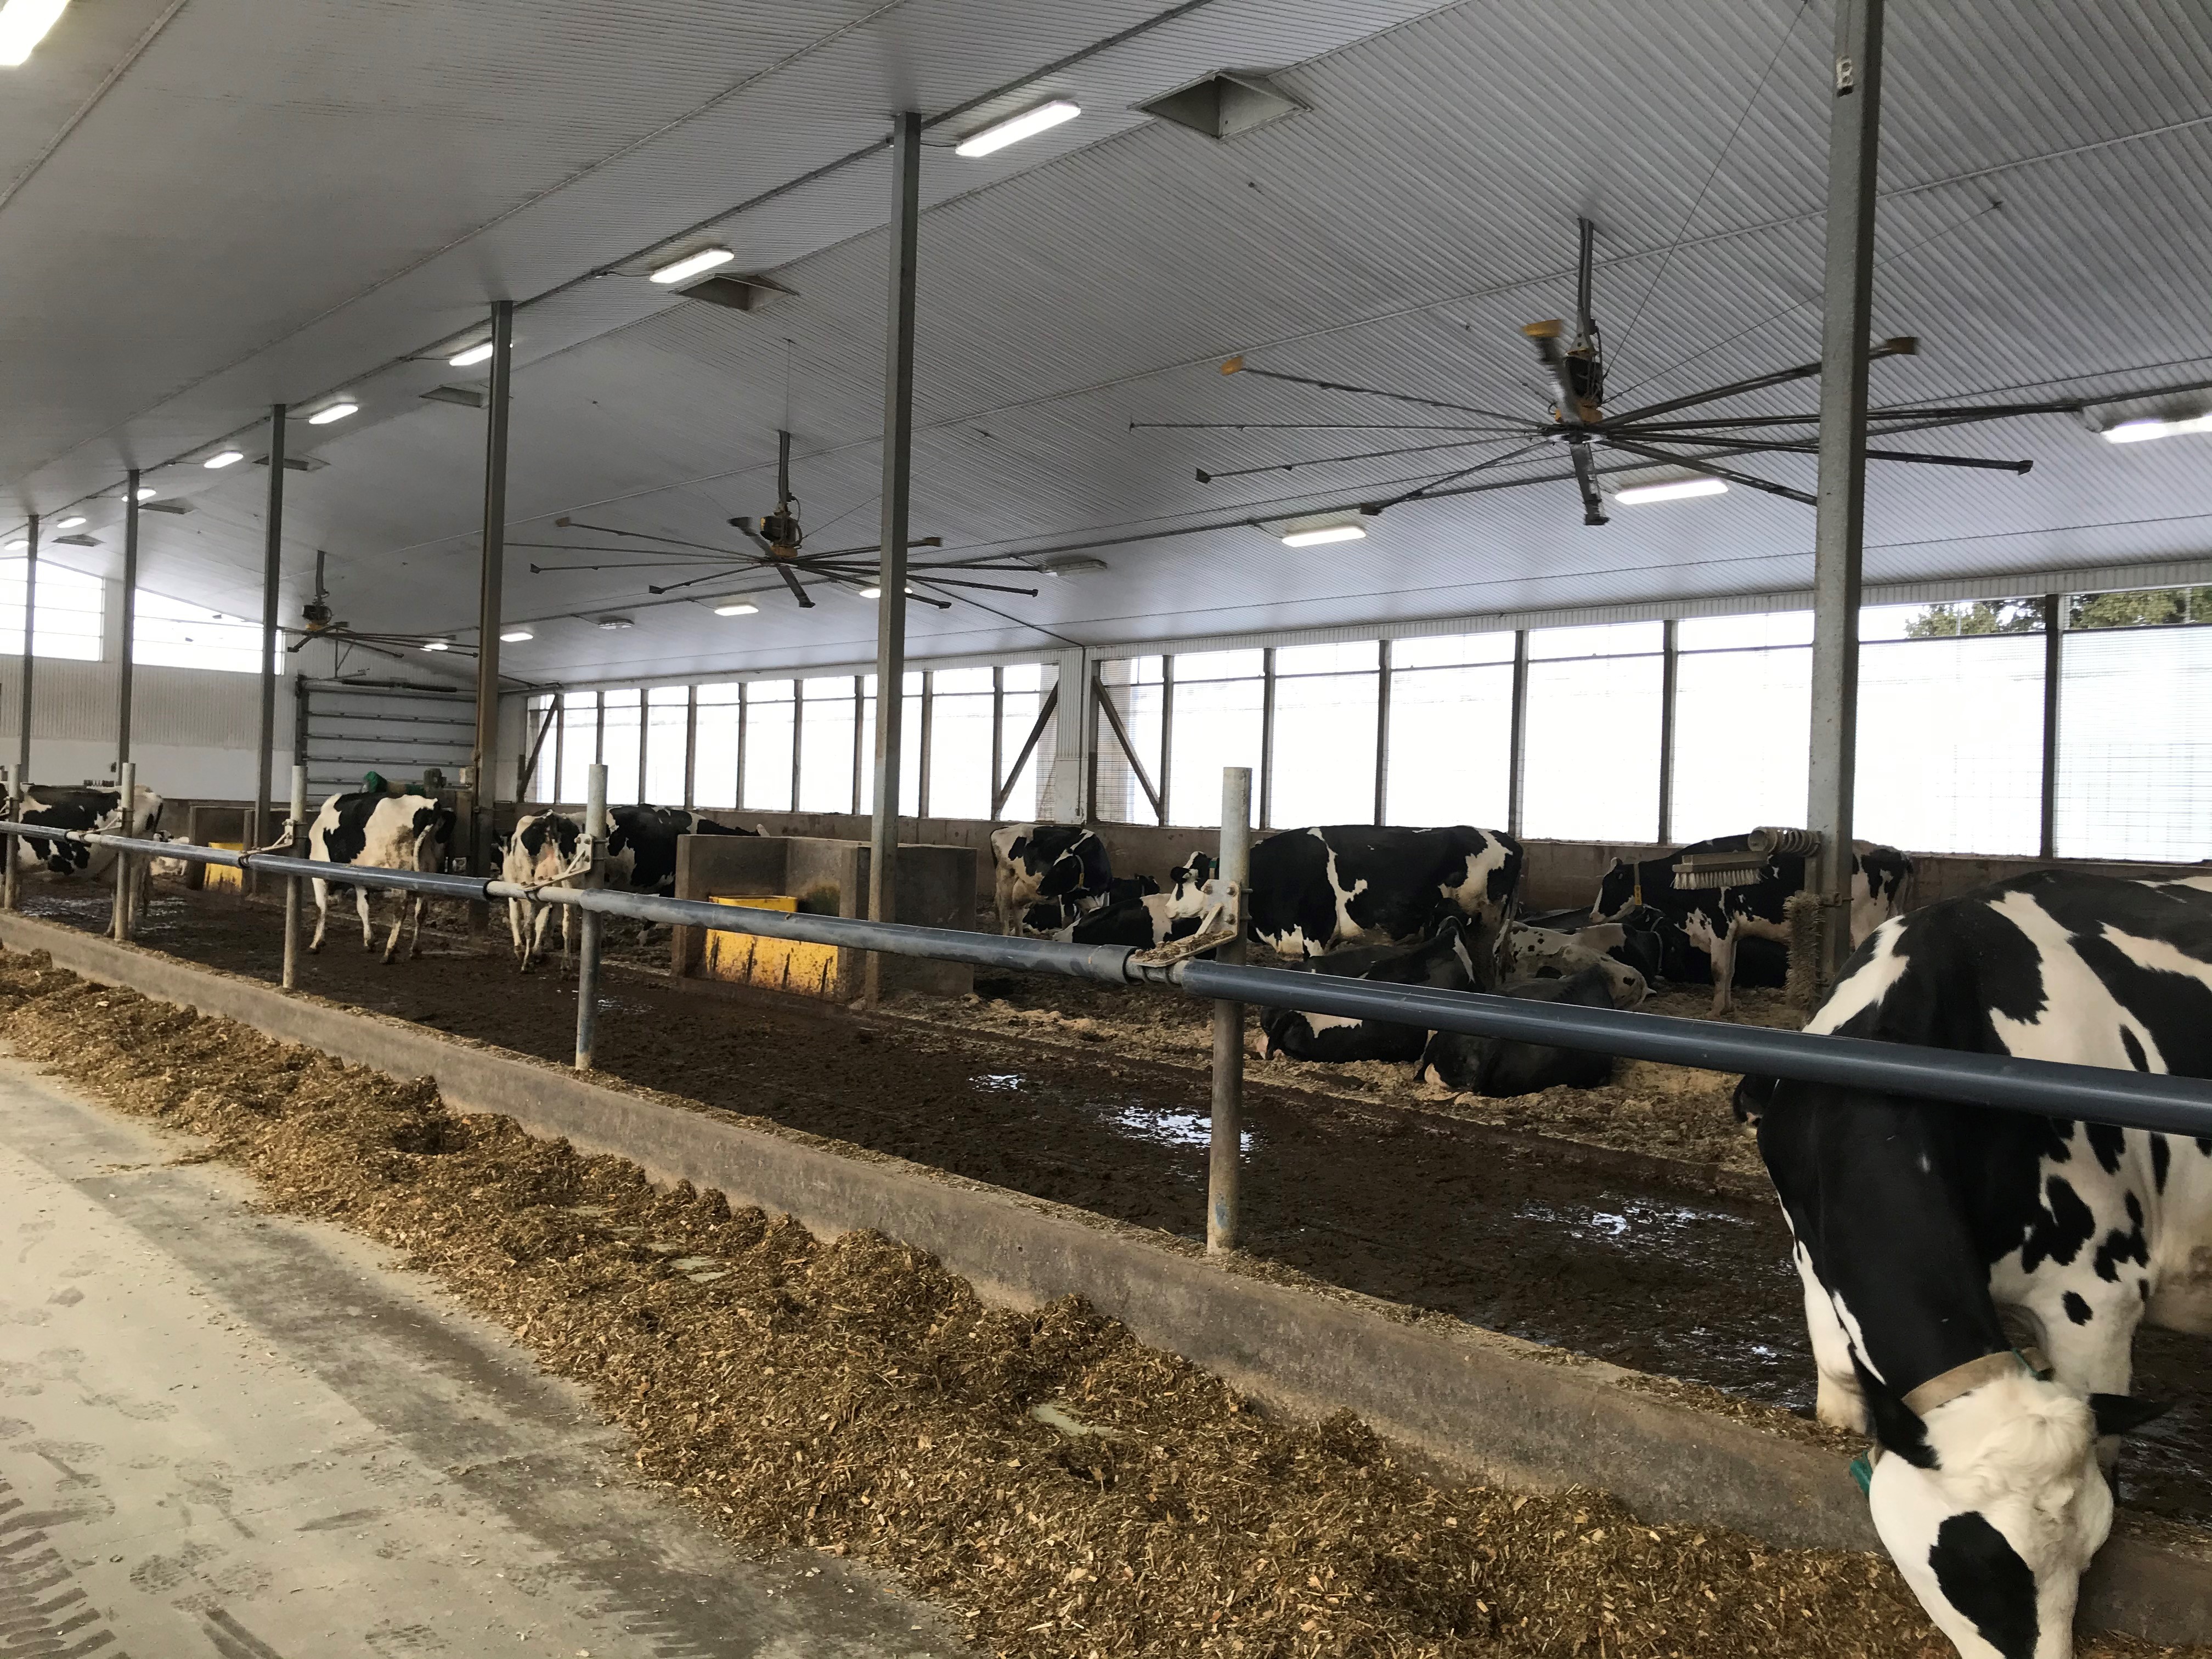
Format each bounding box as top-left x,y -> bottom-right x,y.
992,822 -> 1113,935
501,810 -> 583,972
1230,825 -> 1523,962
1747,870 -> 2212,1659
1592,832 -> 1913,1014
307,790 -> 456,963
9,783 -> 165,879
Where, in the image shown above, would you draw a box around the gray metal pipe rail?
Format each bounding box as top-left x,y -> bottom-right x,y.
8,821 -> 2212,1139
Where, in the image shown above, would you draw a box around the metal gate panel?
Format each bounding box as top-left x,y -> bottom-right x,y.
298,678 -> 476,802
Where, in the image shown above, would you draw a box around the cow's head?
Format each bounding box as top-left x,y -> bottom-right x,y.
1165,852 -> 1216,921
1870,1374 -> 2165,1659
1592,856 -> 1639,922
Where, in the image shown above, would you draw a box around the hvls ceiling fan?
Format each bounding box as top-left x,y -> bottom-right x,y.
1155,217 -> 2208,529
526,430 -> 1043,613
286,549 -> 472,658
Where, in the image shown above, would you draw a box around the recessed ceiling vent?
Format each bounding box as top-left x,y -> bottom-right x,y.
675,272 -> 795,313
53,533 -> 99,546
421,385 -> 485,408
141,500 -> 194,515
1140,71 -> 1303,140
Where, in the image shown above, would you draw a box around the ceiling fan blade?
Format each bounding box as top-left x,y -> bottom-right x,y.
771,560 -> 814,610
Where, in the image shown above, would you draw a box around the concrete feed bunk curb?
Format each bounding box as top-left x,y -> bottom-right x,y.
0,911 -> 2203,1645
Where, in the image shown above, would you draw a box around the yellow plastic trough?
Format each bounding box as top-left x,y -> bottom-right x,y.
701,894 -> 839,998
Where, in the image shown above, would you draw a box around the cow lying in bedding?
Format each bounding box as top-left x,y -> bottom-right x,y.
1746,870 -> 2211,1659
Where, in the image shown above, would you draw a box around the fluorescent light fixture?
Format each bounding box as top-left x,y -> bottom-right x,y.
955,99 -> 1080,158
0,0 -> 70,68
57,515 -> 85,529
135,487 -> 156,501
1616,476 -> 1728,506
4,539 -> 24,551
1280,523 -> 1367,548
448,342 -> 495,367
649,246 -> 736,285
2102,413 -> 2212,444
713,600 -> 759,617
499,628 -> 534,643
421,639 -> 450,652
595,614 -> 634,630
858,585 -> 882,599
307,402 -> 358,425
204,450 -> 244,469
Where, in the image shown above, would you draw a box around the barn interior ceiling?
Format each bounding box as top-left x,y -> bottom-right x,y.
2,0 -> 2209,689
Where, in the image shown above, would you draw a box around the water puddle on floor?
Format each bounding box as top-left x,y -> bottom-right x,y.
969,1072 -> 1253,1155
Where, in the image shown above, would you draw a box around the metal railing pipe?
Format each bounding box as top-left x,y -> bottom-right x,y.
12,820 -> 2212,1139
1172,960 -> 2212,1138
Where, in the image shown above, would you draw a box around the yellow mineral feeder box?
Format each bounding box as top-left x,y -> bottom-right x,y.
703,894 -> 839,998
201,842 -> 246,893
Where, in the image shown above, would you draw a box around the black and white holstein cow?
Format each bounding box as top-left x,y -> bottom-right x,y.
1749,870 -> 2210,1659
1416,964 -> 1621,1097
501,810 -> 583,972
991,823 -> 1112,935
1501,921 -> 1649,1007
606,804 -> 757,898
1592,833 -> 1913,1015
1189,825 -> 1523,963
9,783 -> 164,879
307,791 -> 456,963
1257,921 -> 1478,1063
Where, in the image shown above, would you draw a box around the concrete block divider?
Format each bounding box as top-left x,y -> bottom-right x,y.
0,911 -> 2202,1644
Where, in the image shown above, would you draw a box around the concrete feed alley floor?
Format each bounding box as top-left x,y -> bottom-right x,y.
0,1054 -> 962,1659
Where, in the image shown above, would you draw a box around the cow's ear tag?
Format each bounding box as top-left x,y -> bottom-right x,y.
1848,1448 -> 1878,1496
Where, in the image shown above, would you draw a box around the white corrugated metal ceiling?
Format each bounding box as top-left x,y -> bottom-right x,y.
2,0 -> 2208,685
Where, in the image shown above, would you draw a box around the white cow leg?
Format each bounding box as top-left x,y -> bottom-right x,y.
506,896 -> 526,964
2024,1288 -> 2146,1475
308,878 -> 330,953
381,893 -> 408,963
356,887 -> 375,950
1795,1243 -> 1869,1432
1707,927 -> 1737,1017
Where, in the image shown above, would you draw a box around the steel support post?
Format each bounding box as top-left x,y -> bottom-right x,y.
1507,629 -> 1530,837
1158,656 -> 1175,826
1,765 -> 16,913
109,762 -> 136,943
1806,0 -> 1884,983
1657,618 -> 1680,843
470,300 -> 515,902
281,764 -> 307,989
1373,639 -> 1392,825
118,473 -> 140,774
864,109 -> 922,1007
16,513 -> 37,795
682,684 -> 698,810
1208,765 -> 1252,1255
1258,647 -> 1276,831
253,406 -> 286,894
574,763 -> 608,1069
2040,594 -> 2063,859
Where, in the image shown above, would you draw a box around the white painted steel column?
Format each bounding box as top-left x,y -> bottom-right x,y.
118,475 -> 140,774
1208,765 -> 1251,1255
864,109 -> 922,1007
110,761 -> 136,943
574,763 -> 608,1069
281,764 -> 307,989
469,300 -> 515,882
253,407 -> 285,894
1806,0 -> 1884,983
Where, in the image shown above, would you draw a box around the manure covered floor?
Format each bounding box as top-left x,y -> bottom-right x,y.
0,1051 -> 958,1657
27,887 -> 2212,1530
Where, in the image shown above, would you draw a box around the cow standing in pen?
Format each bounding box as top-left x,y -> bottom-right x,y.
307,790 -> 456,963
1188,824 -> 1523,964
9,783 -> 165,881
501,810 -> 584,971
605,804 -> 757,898
991,822 -> 1112,935
1747,870 -> 2211,1659
1592,832 -> 1913,1014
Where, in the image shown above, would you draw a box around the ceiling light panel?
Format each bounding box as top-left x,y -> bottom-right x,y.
650,247 -> 736,285
0,0 -> 69,67
955,100 -> 1081,158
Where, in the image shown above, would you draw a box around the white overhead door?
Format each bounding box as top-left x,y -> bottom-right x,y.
298,678 -> 475,804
